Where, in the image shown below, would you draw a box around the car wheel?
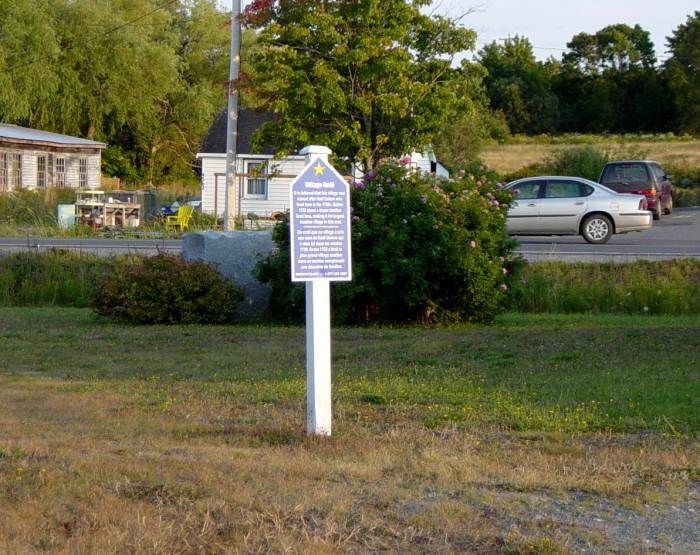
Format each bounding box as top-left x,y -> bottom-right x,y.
653,205 -> 661,220
582,214 -> 613,244
664,197 -> 673,215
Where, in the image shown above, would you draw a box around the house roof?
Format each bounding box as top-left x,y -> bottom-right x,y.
200,107 -> 277,155
0,124 -> 105,147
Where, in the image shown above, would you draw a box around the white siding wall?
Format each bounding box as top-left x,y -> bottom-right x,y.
0,149 -> 101,190
200,154 -> 306,218
22,152 -> 37,189
200,156 -> 226,217
87,154 -> 101,189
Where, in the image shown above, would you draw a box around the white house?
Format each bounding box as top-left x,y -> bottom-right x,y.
0,124 -> 104,192
197,108 -> 449,219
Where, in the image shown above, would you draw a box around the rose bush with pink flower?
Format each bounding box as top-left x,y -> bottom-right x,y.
256,161 -> 521,324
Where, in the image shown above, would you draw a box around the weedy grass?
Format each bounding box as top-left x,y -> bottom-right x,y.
0,309 -> 697,551
513,260 -> 700,316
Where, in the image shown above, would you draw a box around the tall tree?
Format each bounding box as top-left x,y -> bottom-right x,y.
0,0 -> 230,184
478,36 -> 559,134
240,0 -> 477,169
564,24 -> 655,74
665,11 -> 700,133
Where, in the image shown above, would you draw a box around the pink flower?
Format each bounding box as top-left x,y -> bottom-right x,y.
469,240 -> 476,249
400,155 -> 412,165
502,267 -> 508,275
499,284 -> 508,291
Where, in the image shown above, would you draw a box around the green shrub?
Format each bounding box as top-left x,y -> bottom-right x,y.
674,187 -> 700,207
92,254 -> 244,324
0,250 -> 105,307
665,163 -> 700,189
256,161 -> 522,325
504,144 -> 648,182
510,260 -> 700,315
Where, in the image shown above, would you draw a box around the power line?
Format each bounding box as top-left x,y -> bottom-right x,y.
1,0 -> 179,73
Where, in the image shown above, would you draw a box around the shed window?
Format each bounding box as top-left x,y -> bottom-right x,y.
79,158 -> 88,188
37,155 -> 47,188
245,160 -> 268,198
56,157 -> 66,187
0,153 -> 7,191
12,154 -> 21,188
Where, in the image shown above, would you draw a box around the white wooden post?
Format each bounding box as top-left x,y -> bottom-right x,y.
300,145 -> 333,436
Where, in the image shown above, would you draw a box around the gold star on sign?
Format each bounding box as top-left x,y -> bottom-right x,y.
313,162 -> 325,175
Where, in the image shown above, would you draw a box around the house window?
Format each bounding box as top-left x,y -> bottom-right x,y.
79,158 -> 88,188
55,157 -> 66,187
0,153 -> 7,191
12,154 -> 22,188
37,155 -> 47,188
245,160 -> 268,198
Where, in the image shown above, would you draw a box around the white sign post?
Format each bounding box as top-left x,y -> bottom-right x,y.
290,145 -> 352,436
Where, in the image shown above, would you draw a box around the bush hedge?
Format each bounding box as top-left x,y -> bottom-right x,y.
92,254 -> 243,324
256,160 -> 521,324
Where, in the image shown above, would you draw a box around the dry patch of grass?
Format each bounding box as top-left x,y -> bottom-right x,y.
0,376 -> 696,553
0,309 -> 698,552
482,140 -> 700,175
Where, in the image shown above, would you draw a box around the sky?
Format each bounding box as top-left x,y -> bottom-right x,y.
431,0 -> 697,62
234,0 -> 697,63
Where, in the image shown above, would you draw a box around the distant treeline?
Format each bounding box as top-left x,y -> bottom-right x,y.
478,17 -> 699,136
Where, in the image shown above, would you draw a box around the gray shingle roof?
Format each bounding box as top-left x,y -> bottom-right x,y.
200,107 -> 277,155
0,124 -> 105,147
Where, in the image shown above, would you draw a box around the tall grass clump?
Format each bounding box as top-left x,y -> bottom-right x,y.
512,260 -> 700,315
0,250 -> 107,307
0,189 -> 76,227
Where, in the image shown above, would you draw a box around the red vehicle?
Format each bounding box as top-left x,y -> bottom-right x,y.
598,160 -> 673,220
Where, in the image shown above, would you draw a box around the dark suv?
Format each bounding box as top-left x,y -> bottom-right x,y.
598,160 -> 673,220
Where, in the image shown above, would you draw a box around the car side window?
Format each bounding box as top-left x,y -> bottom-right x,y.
545,180 -> 584,198
652,164 -> 666,180
509,181 -> 542,199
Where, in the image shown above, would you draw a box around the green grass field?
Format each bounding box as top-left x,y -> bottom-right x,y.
0,309 -> 697,551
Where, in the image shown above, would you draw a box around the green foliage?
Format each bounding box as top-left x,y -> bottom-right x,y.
511,260 -> 700,316
256,161 -> 521,325
241,0 -> 478,168
93,254 -> 243,325
0,189 -> 76,227
665,11 -> 700,133
504,144 -> 648,182
0,0 -> 230,184
0,251 -> 107,307
478,36 -> 559,134
563,24 -> 656,73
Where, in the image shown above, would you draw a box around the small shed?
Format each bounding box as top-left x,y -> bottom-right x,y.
0,124 -> 105,192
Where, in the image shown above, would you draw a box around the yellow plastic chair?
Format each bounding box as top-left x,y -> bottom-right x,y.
165,205 -> 195,231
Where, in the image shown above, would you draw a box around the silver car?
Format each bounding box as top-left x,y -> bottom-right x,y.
504,176 -> 652,244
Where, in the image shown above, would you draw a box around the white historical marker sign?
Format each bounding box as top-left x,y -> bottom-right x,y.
290,145 -> 352,436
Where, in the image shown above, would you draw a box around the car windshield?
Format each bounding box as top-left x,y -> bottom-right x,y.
601,163 -> 650,190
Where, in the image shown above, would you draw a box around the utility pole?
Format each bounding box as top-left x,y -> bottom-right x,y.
224,0 -> 241,231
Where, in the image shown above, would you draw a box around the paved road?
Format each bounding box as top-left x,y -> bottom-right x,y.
515,208 -> 700,261
0,208 -> 698,261
0,236 -> 182,257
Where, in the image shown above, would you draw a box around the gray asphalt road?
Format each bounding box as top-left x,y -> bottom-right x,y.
0,208 -> 698,261
0,236 -> 182,257
515,208 -> 700,261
